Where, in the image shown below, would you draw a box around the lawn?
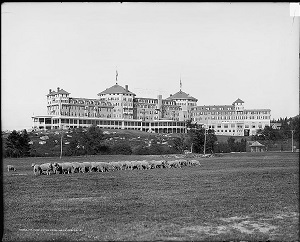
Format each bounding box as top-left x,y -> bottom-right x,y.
3,152 -> 299,241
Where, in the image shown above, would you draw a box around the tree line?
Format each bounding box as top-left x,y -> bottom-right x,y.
172,120 -> 247,154
2,125 -> 244,158
3,115 -> 298,158
253,116 -> 299,142
4,130 -> 31,158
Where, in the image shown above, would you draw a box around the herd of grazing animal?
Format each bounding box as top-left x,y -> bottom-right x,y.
30,159 -> 201,175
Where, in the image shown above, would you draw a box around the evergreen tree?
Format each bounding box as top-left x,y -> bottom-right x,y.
20,129 -> 31,157
227,137 -> 236,152
186,120 -> 217,154
172,134 -> 186,153
5,130 -> 22,157
5,129 -> 32,157
206,129 -> 218,153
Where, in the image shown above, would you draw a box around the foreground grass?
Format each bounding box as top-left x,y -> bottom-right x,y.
3,152 -> 299,241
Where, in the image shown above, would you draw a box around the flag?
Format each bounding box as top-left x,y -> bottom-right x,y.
180,76 -> 182,91
116,70 -> 118,84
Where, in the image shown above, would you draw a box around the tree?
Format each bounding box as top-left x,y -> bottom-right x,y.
5,129 -> 31,157
19,129 -> 31,157
186,119 -> 217,154
227,137 -> 236,152
239,138 -> 247,152
5,130 -> 21,157
172,134 -> 187,153
66,126 -> 106,156
205,129 -> 218,153
111,143 -> 132,155
84,125 -> 105,155
66,128 -> 86,156
253,126 -> 282,141
214,142 -> 230,153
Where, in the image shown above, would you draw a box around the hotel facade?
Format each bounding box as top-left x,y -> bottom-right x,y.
32,83 -> 271,136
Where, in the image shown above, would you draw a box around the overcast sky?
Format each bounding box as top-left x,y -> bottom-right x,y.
2,2 -> 299,131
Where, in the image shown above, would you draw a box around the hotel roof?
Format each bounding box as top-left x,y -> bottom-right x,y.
47,88 -> 70,96
98,84 -> 136,96
166,90 -> 197,101
232,98 -> 244,105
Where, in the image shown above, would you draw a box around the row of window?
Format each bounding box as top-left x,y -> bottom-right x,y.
47,94 -> 69,98
193,106 -> 234,111
163,101 -> 176,105
134,104 -> 157,109
192,111 -> 270,116
175,102 -> 196,106
193,115 -> 269,121
215,130 -> 242,133
205,124 -> 263,129
106,97 -> 132,101
134,99 -> 157,104
110,102 -> 133,107
139,110 -> 159,115
138,116 -> 159,120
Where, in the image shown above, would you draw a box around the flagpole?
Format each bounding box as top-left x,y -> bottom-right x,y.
116,68 -> 118,84
180,74 -> 182,91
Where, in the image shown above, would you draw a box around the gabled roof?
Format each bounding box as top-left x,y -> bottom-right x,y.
47,88 -> 70,96
250,141 -> 265,147
165,90 -> 197,101
232,98 -> 244,105
47,91 -> 57,96
97,84 -> 136,96
57,89 -> 70,95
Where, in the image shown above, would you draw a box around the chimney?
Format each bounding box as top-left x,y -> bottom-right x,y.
157,95 -> 163,119
125,85 -> 128,92
49,89 -> 52,94
57,87 -> 60,92
170,94 -> 172,97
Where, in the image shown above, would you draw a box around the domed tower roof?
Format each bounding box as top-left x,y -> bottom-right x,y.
97,84 -> 136,96
232,98 -> 244,105
166,90 -> 197,101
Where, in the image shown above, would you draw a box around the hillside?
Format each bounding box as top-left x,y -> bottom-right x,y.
3,127 -> 297,157
3,128 -> 180,157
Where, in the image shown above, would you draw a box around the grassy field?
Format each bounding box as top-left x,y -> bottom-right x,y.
3,152 -> 299,241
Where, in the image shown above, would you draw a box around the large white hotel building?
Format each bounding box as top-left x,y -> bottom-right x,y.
32,83 -> 271,136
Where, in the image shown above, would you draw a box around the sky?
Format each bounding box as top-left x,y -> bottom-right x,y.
2,2 -> 299,131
